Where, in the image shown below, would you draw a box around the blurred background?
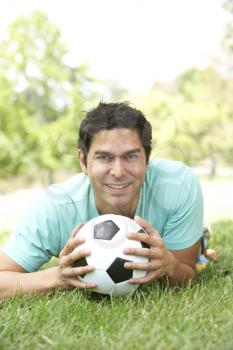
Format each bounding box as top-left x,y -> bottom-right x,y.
0,0 -> 233,231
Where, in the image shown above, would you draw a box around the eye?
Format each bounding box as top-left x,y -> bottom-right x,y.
127,153 -> 138,160
96,155 -> 112,161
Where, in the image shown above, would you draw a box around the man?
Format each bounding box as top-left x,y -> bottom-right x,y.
0,102 -> 204,298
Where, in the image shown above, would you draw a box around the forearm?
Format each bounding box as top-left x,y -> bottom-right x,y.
0,267 -> 62,299
165,251 -> 197,287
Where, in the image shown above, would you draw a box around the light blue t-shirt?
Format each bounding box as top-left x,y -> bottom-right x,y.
1,159 -> 203,272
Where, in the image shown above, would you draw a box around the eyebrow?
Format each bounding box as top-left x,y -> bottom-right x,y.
94,148 -> 141,156
126,149 -> 141,155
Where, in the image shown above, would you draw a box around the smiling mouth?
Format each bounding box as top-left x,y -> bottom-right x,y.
105,183 -> 131,191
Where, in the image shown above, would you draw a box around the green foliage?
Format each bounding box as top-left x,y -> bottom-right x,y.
129,66 -> 233,175
129,91 -> 175,158
171,67 -> 229,168
0,220 -> 233,350
177,67 -> 226,103
0,11 -> 82,122
0,11 -> 92,179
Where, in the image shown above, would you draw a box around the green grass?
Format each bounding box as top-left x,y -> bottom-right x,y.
0,221 -> 233,350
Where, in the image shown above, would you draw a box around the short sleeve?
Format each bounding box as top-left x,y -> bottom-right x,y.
1,192 -> 62,272
162,170 -> 203,250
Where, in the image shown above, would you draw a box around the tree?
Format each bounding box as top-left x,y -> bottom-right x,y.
172,67 -> 230,176
220,1 -> 233,168
134,67 -> 232,177
127,90 -> 175,159
0,11 -> 93,180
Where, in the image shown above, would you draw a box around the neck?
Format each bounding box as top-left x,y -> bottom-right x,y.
96,196 -> 139,219
98,206 -> 135,219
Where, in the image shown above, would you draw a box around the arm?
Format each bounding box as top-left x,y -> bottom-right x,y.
165,242 -> 200,285
124,216 -> 200,287
0,251 -> 60,298
0,225 -> 96,299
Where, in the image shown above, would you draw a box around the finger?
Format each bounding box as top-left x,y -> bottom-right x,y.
128,269 -> 163,284
61,265 -> 95,278
65,278 -> 97,289
134,216 -> 160,238
127,231 -> 164,249
124,246 -> 162,259
124,260 -> 161,271
59,236 -> 86,258
60,248 -> 91,268
70,223 -> 84,239
127,231 -> 151,245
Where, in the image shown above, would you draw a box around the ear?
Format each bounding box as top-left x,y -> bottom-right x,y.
77,149 -> 88,175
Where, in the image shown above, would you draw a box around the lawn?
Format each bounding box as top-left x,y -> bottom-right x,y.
0,220 -> 233,350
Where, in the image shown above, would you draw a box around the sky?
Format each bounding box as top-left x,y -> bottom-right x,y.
0,0 -> 230,93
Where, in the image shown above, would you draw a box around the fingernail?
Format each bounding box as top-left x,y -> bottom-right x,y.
124,263 -> 132,268
124,248 -> 130,253
134,215 -> 141,220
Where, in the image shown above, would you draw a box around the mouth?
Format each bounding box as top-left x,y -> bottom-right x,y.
105,183 -> 131,192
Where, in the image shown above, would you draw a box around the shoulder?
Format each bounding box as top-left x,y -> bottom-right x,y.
145,160 -> 203,250
145,158 -> 202,210
19,173 -> 90,219
12,172 -> 92,241
46,173 -> 90,204
147,158 -> 198,187
147,158 -> 190,181
43,172 -> 97,225
1,173 -> 92,272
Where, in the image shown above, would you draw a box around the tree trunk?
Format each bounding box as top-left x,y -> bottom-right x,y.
209,156 -> 217,178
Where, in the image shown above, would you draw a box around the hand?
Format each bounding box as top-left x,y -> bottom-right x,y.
123,216 -> 177,285
57,224 -> 97,290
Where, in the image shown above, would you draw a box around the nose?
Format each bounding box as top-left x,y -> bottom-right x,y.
109,158 -> 125,178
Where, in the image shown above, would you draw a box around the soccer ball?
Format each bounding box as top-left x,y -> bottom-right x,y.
73,214 -> 149,296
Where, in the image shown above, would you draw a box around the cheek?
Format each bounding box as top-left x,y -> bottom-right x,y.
127,164 -> 146,179
87,163 -> 108,180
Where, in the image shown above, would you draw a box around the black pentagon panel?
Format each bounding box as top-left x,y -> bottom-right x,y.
138,228 -> 150,249
141,241 -> 150,249
73,257 -> 88,278
107,257 -> 133,283
94,220 -> 119,240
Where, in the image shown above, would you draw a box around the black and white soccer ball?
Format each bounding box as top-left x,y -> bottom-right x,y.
73,214 -> 149,297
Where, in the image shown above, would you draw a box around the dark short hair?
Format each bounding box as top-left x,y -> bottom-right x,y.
77,102 -> 152,164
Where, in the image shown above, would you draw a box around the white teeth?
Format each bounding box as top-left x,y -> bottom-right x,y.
108,184 -> 128,189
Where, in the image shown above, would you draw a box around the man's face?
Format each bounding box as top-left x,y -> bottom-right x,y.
78,128 -> 148,217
